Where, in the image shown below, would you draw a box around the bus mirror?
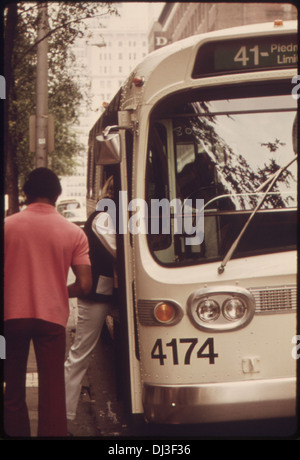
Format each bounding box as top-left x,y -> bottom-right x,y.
96,126 -> 121,164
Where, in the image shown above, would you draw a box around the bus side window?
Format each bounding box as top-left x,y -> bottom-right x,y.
146,123 -> 171,252
147,123 -> 169,201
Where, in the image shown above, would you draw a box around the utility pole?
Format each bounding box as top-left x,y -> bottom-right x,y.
35,3 -> 49,168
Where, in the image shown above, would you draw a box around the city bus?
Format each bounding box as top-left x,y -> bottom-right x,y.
86,20 -> 298,429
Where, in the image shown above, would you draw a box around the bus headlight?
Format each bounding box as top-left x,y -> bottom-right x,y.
196,299 -> 220,322
187,286 -> 255,332
223,297 -> 247,321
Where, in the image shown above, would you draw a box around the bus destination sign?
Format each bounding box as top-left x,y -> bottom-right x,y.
192,35 -> 298,77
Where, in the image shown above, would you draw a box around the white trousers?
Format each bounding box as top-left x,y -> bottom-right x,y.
64,298 -> 116,420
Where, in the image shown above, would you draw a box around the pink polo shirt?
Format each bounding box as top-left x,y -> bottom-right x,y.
4,203 -> 91,327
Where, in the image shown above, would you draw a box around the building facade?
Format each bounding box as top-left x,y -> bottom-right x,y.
60,4 -> 150,200
62,2 -> 297,203
149,2 -> 297,51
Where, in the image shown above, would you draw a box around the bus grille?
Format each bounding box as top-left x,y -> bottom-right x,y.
250,285 -> 297,314
137,300 -> 157,326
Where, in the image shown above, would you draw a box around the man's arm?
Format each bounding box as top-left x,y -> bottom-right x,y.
68,264 -> 92,298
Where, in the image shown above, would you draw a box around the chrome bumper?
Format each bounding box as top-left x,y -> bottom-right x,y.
142,378 -> 296,424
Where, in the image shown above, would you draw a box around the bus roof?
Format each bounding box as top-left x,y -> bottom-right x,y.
119,20 -> 297,109
90,20 -> 297,132
142,20 -> 297,65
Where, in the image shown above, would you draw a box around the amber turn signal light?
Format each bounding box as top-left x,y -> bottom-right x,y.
154,302 -> 176,323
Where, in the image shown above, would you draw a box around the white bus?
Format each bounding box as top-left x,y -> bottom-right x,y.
86,20 -> 298,428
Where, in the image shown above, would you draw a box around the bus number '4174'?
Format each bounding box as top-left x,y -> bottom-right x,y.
151,337 -> 218,365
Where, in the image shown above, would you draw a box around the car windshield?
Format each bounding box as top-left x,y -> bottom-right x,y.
146,82 -> 297,266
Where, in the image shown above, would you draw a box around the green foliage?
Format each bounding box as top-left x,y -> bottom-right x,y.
8,2 -> 119,191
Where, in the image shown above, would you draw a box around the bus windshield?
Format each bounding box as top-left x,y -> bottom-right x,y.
146,82 -> 297,266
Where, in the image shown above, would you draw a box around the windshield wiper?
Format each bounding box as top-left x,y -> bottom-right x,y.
217,154 -> 297,274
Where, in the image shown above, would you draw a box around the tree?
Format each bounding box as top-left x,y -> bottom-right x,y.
187,101 -> 296,209
4,2 -> 118,214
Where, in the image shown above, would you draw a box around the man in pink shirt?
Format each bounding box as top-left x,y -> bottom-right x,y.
4,168 -> 92,437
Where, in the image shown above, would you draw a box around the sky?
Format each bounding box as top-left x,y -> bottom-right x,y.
108,2 -> 164,31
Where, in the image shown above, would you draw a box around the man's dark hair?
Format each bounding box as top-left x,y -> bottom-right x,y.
23,168 -> 62,203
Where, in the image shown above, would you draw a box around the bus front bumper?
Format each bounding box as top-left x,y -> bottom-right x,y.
142,378 -> 296,424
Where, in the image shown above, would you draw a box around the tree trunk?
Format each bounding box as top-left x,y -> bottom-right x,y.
4,3 -> 20,215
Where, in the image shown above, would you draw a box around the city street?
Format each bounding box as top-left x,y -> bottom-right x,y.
3,1 -> 298,445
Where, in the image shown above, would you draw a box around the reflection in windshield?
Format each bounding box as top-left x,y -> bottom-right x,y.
175,96 -> 297,210
146,87 -> 297,266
